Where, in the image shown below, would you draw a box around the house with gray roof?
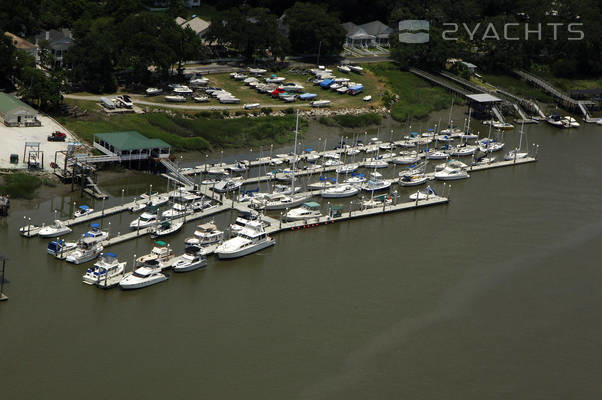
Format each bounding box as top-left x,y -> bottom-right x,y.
34,29 -> 74,68
342,20 -> 393,48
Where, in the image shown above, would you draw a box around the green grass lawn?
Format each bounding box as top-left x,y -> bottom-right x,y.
56,110 -> 305,151
365,62 -> 455,121
534,71 -> 602,93
481,74 -> 554,103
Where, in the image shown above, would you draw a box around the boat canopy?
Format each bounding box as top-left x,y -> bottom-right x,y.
155,240 -> 167,246
304,202 -> 321,209
79,205 -> 90,210
90,223 -> 100,229
104,252 -> 117,258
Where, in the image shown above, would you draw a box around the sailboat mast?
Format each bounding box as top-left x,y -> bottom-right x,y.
291,111 -> 299,192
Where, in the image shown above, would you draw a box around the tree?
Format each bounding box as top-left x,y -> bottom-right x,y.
0,34 -> 19,89
284,2 -> 345,56
66,17 -> 119,93
206,6 -> 288,61
18,66 -> 64,110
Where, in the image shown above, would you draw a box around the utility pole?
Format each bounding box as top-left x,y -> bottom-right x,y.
0,254 -> 8,301
316,40 -> 322,66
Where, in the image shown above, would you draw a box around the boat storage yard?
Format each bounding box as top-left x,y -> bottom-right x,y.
17,122 -> 538,290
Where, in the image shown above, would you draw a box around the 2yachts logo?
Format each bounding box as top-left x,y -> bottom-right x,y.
399,20 -> 585,43
398,20 -> 430,43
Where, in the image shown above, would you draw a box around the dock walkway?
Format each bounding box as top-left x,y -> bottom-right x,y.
514,70 -> 595,111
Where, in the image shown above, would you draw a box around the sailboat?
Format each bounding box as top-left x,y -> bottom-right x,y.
504,122 -> 529,160
250,111 -> 312,210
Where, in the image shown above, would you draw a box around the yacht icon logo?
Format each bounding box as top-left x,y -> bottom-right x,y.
399,20 -> 430,43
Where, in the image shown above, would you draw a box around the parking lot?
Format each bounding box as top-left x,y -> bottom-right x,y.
0,115 -> 77,170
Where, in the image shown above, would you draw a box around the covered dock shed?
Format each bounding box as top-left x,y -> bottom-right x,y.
0,93 -> 40,127
466,93 -> 503,119
93,131 -> 171,160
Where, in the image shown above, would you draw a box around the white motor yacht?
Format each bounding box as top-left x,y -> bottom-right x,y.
399,174 -> 428,187
449,145 -> 477,156
321,184 -> 360,198
119,260 -> 168,290
66,242 -> 104,264
38,220 -> 72,238
361,174 -> 391,193
362,194 -> 393,209
150,219 -> 184,238
307,179 -> 336,191
251,192 -> 313,210
136,241 -> 174,266
230,210 -> 262,234
162,203 -> 190,219
212,178 -> 243,193
47,239 -> 77,256
82,252 -> 126,288
185,223 -> 224,247
562,116 -> 580,128
409,186 -> 438,200
391,152 -> 419,164
172,246 -> 207,272
215,221 -> 275,259
504,148 -> 529,160
434,161 -> 470,180
129,211 -> 158,229
283,202 -> 322,221
81,223 -> 109,244
363,159 -> 388,169
425,150 -> 449,160
74,205 -> 94,218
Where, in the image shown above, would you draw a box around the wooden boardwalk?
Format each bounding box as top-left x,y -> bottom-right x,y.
514,70 -> 594,111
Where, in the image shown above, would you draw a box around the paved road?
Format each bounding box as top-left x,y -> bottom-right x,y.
63,94 -> 314,111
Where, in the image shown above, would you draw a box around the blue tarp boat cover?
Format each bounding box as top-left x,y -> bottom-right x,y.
320,79 -> 334,88
79,205 -> 90,210
348,85 -> 364,91
90,223 -> 100,229
299,93 -> 317,100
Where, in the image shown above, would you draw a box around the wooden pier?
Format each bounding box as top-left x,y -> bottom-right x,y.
514,70 -> 595,112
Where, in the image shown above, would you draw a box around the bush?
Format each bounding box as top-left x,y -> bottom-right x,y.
222,110 -> 230,117
333,113 -> 381,127
0,173 -> 42,199
318,116 -> 337,126
283,107 -> 295,114
261,107 -> 273,115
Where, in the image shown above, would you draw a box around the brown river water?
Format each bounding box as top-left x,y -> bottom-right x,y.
1,112 -> 601,399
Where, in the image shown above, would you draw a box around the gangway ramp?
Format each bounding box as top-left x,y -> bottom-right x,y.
160,159 -> 195,187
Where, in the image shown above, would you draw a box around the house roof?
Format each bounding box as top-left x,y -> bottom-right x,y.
0,92 -> 36,115
358,21 -> 393,38
4,32 -> 37,50
342,23 -> 375,40
34,29 -> 73,48
175,16 -> 187,25
180,17 -> 211,35
94,131 -> 170,151
466,93 -> 501,103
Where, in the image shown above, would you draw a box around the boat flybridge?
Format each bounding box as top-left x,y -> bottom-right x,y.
185,223 -> 224,247
82,252 -> 126,288
434,160 -> 470,181
81,223 -> 109,244
136,241 -> 174,267
47,239 -> 77,256
215,220 -> 275,259
66,241 -> 104,264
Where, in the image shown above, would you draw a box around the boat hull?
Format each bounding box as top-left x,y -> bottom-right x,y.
119,273 -> 168,290
217,239 -> 275,259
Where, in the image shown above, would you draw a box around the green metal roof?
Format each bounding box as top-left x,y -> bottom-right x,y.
94,131 -> 170,151
0,92 -> 36,114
